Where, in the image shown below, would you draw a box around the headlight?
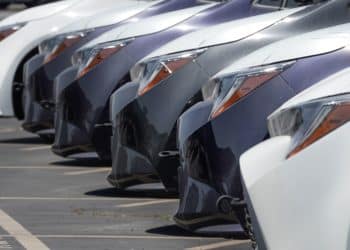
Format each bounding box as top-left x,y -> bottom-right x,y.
39,29 -> 94,64
0,23 -> 25,42
131,49 -> 207,96
206,61 -> 295,119
268,93 -> 350,158
72,38 -> 133,79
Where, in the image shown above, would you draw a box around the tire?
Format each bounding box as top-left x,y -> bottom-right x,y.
39,134 -> 55,143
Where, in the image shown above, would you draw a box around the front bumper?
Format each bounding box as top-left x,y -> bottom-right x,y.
240,123 -> 350,250
175,75 -> 294,231
52,66 -> 98,158
107,133 -> 160,189
52,49 -> 133,160
22,54 -> 55,134
174,165 -> 242,233
109,62 -> 209,191
22,26 -> 113,136
108,83 -> 161,188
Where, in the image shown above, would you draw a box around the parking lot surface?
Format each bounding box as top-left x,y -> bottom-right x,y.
0,119 -> 251,250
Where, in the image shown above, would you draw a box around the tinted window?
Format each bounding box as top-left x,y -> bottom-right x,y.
257,0 -> 282,7
285,0 -> 325,7
286,0 -> 301,7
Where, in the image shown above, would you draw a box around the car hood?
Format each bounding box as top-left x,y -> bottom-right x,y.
83,3 -> 218,48
216,23 -> 350,77
0,0 -> 80,26
141,6 -> 307,61
273,67 -> 350,114
26,0 -> 157,38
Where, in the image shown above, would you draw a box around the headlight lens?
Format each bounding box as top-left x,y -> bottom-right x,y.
39,29 -> 94,64
72,38 -> 133,79
268,93 -> 350,158
206,61 -> 295,119
0,23 -> 25,42
131,49 -> 207,96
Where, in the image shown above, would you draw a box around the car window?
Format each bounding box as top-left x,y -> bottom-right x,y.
256,0 -> 283,8
285,0 -> 303,7
201,0 -> 230,2
285,0 -> 325,7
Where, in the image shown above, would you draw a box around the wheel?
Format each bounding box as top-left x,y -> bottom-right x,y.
21,83 -> 26,116
39,133 -> 55,143
12,82 -> 25,120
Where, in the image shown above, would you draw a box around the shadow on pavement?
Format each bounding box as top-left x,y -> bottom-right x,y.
0,136 -> 45,144
147,224 -> 249,240
85,187 -> 178,199
147,224 -> 218,238
51,158 -> 110,168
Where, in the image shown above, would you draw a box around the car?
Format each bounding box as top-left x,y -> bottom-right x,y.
109,0 -> 345,196
240,67 -> 350,250
176,23 -> 350,234
51,0 -> 288,161
0,0 -> 161,118
0,0 -> 56,9
21,0 -> 214,140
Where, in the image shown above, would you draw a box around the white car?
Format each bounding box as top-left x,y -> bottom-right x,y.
0,0 -> 164,117
240,66 -> 350,250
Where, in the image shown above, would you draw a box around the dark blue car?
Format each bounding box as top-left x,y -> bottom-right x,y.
50,0 -> 282,160
177,24 -> 350,234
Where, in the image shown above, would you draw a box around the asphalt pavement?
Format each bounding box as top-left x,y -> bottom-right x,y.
0,119 -> 251,250
0,7 -> 251,250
